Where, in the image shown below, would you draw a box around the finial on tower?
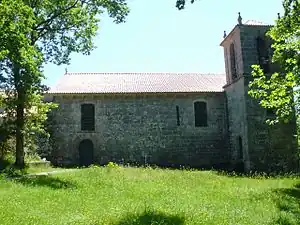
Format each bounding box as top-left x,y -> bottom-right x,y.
223,30 -> 227,38
277,13 -> 281,19
238,12 -> 243,25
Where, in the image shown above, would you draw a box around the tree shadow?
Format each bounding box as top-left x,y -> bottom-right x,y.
270,183 -> 300,225
13,175 -> 77,190
115,210 -> 185,225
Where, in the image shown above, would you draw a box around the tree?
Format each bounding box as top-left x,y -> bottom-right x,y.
0,0 -> 129,168
176,0 -> 196,10
248,0 -> 300,125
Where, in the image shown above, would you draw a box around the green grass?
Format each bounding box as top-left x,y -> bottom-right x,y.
0,166 -> 299,225
0,159 -> 67,176
25,164 -> 66,174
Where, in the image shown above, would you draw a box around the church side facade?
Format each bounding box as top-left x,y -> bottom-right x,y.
49,92 -> 229,168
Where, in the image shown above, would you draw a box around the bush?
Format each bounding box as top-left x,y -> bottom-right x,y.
0,136 -> 15,161
105,161 -> 120,169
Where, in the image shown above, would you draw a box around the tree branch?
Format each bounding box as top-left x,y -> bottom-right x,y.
34,0 -> 80,32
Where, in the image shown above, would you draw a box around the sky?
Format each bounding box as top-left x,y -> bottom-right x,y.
43,0 -> 284,87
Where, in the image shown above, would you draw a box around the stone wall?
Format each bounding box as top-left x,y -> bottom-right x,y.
221,25 -> 251,171
221,24 -> 299,172
245,92 -> 298,172
49,92 -> 229,168
224,77 -> 250,170
222,25 -> 244,84
240,25 -> 298,172
239,25 -> 271,75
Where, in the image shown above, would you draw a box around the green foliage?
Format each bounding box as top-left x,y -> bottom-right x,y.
0,137 -> 15,161
175,0 -> 196,10
1,165 -> 28,178
105,161 -> 120,168
0,0 -> 129,167
0,167 -> 299,224
248,0 -> 300,124
249,65 -> 296,125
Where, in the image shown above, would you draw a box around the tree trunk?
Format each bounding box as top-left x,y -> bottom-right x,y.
14,65 -> 26,169
15,97 -> 25,168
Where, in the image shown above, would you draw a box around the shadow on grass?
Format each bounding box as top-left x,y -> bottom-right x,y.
270,183 -> 300,225
115,210 -> 185,225
14,175 -> 77,190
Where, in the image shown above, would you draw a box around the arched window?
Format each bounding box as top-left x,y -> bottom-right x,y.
81,104 -> 95,131
230,43 -> 237,80
194,101 -> 207,127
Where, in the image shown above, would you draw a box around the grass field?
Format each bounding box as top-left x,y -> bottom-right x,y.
0,166 -> 299,225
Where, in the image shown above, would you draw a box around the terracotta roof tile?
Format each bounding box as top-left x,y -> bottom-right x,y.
49,72 -> 226,94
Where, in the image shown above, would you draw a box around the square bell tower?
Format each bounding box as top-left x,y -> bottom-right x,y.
220,13 -> 298,173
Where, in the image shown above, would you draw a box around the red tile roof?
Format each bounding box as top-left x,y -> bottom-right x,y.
48,72 -> 226,94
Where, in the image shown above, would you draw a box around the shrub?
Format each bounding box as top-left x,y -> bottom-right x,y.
106,161 -> 120,169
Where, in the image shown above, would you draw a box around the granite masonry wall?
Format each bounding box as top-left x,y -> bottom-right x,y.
221,24 -> 299,172
224,77 -> 250,170
240,25 -> 298,172
221,25 -> 251,171
49,92 -> 229,167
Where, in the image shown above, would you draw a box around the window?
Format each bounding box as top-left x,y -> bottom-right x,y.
230,43 -> 237,80
81,104 -> 95,131
225,49 -> 230,82
238,136 -> 243,160
194,101 -> 207,127
176,105 -> 180,126
256,36 -> 271,74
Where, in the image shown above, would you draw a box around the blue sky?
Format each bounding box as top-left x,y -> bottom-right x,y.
43,0 -> 283,87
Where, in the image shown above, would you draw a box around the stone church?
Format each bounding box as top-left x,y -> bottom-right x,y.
46,15 -> 299,172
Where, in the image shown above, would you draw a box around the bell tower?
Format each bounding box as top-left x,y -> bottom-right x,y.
221,13 -> 298,172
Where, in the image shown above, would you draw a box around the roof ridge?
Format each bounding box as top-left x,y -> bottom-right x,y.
244,19 -> 272,26
64,72 -> 226,76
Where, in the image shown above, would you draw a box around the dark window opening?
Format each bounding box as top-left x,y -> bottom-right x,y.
176,105 -> 180,126
194,101 -> 207,127
238,136 -> 243,160
81,104 -> 95,131
230,43 -> 237,80
256,36 -> 271,74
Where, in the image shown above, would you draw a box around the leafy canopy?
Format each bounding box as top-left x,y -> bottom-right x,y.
0,0 -> 129,165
